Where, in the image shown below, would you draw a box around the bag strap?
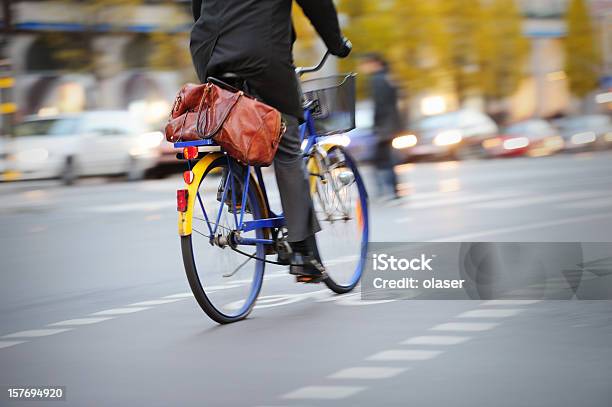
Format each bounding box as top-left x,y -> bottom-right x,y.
194,84 -> 212,138
196,87 -> 243,139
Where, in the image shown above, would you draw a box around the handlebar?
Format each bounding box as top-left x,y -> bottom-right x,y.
295,51 -> 331,77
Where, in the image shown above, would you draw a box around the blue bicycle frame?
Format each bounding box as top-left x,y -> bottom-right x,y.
174,108 -> 320,247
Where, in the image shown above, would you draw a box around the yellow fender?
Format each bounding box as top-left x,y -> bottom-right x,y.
178,152 -> 224,236
178,152 -> 270,237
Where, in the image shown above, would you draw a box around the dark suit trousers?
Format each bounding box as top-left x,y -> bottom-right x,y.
274,115 -> 321,242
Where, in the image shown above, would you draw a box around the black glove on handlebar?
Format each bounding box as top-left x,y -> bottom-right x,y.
335,38 -> 352,58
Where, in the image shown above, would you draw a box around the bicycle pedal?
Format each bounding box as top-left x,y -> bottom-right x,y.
296,275 -> 324,284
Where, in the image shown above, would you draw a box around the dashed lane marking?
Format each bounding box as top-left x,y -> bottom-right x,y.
128,299 -> 184,306
366,349 -> 443,361
163,292 -> 193,299
48,317 -> 114,326
471,190 -> 610,209
480,299 -> 542,306
429,212 -> 612,242
90,307 -> 151,316
0,340 -> 27,349
328,367 -> 409,380
431,322 -> 499,332
282,386 -> 366,400
457,309 -> 525,318
558,196 -> 612,209
401,335 -> 471,346
1,328 -> 73,339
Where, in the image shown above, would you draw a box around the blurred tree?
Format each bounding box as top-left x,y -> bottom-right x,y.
440,0 -> 484,105
389,0 -> 451,97
292,3 -> 318,67
477,0 -> 529,111
337,0 -> 395,98
564,0 -> 601,100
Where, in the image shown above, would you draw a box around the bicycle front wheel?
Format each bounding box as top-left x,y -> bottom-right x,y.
181,156 -> 266,324
308,145 -> 369,294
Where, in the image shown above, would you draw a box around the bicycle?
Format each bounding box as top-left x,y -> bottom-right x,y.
173,52 -> 369,324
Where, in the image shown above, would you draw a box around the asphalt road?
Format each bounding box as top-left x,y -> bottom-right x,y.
1,151 -> 612,406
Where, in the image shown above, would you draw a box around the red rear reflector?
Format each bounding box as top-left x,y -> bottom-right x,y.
183,171 -> 194,185
177,189 -> 189,212
183,146 -> 198,160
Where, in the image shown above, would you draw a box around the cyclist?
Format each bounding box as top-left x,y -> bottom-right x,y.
190,0 -> 352,282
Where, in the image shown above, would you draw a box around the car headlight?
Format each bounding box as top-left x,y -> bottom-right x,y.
15,148 -> 49,163
433,130 -> 462,146
571,132 -> 596,145
503,137 -> 529,150
392,134 -> 417,149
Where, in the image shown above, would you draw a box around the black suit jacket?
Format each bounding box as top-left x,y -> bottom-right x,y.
190,0 -> 345,119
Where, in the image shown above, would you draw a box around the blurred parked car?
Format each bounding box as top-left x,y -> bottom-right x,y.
554,115 -> 612,152
1,111 -> 164,184
394,109 -> 498,161
482,119 -> 564,158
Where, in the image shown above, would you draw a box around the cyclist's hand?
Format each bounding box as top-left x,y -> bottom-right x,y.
335,37 -> 352,58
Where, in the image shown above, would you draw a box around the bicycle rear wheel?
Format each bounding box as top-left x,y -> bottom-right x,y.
309,145 -> 369,294
181,156 -> 266,324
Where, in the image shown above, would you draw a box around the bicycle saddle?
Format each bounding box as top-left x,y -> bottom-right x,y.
207,73 -> 248,94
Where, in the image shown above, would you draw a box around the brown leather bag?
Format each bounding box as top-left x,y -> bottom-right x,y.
165,82 -> 285,166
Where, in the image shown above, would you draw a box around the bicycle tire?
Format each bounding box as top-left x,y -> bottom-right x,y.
309,145 -> 369,294
181,156 -> 266,324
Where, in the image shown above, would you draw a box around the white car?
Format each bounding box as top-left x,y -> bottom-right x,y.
2,111 -> 164,183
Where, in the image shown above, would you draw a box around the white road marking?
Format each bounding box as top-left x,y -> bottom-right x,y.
263,273 -> 286,281
401,335 -> 471,346
431,322 -> 499,332
90,307 -> 151,316
325,255 -> 360,266
2,328 -> 73,338
471,190 -> 610,209
0,340 -> 27,349
366,349 -> 443,361
328,367 -> 408,380
282,386 -> 366,400
429,212 -> 612,242
480,299 -> 542,306
128,299 -> 184,306
48,317 -> 114,326
558,196 -> 612,209
404,192 -> 518,209
163,292 -> 193,299
457,309 -> 524,318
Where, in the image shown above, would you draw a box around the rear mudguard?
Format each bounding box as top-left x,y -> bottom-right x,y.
178,153 -> 269,237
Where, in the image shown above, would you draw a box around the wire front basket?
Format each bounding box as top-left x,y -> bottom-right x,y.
301,74 -> 356,136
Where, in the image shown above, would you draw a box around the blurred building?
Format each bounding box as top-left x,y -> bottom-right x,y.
1,0 -> 611,134
1,0 -> 194,133
513,0 -> 612,120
